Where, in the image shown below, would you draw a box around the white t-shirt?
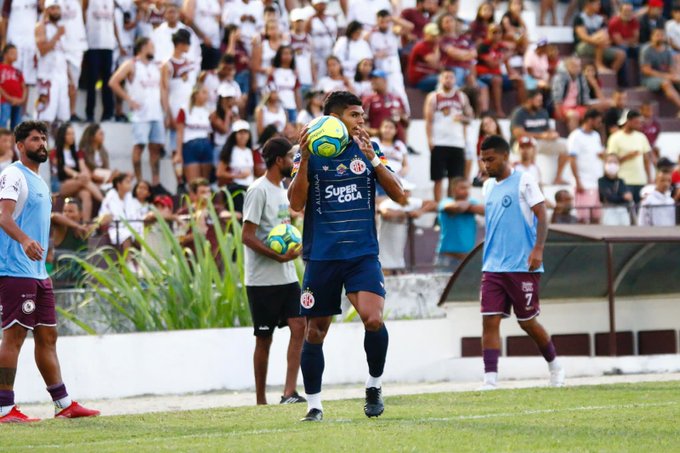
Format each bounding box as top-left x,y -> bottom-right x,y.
665,19 -> 680,50
124,193 -> 149,235
152,23 -> 202,69
194,0 -> 221,47
514,162 -> 542,186
270,68 -> 299,110
316,76 -> 351,94
378,197 -> 423,270
222,0 -> 264,55
242,176 -> 298,285
178,106 -> 212,143
332,37 -> 373,80
347,0 -> 391,27
482,170 -> 545,226
374,139 -> 407,175
86,0 -> 116,50
638,189 -> 676,226
99,189 -> 134,244
568,127 -> 604,190
230,146 -> 255,186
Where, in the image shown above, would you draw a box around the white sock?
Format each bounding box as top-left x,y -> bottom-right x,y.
0,404 -> 15,416
306,392 -> 322,412
366,375 -> 382,389
54,396 -> 73,412
548,358 -> 562,372
484,372 -> 498,385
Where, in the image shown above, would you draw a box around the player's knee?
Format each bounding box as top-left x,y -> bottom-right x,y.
0,329 -> 27,351
34,328 -> 58,348
517,319 -> 536,333
363,315 -> 383,332
305,326 -> 328,343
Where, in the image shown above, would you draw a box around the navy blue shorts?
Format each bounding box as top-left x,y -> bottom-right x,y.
300,255 -> 386,317
182,138 -> 213,165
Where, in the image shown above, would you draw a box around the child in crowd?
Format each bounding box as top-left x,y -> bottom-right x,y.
551,190 -> 578,224
378,181 -> 435,275
435,177 -> 484,272
99,173 -> 135,249
638,170 -> 676,226
640,101 -> 661,164
0,44 -> 26,129
513,136 -> 543,187
0,128 -> 14,173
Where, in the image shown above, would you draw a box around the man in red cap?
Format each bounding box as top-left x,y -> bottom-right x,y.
640,0 -> 666,44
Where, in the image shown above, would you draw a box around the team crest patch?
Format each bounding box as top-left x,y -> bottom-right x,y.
22,300 -> 36,315
349,158 -> 367,175
322,165 -> 329,171
301,290 -> 315,309
522,282 -> 534,293
502,195 -> 512,207
336,163 -> 348,176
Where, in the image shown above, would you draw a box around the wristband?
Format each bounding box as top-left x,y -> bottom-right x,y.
370,155 -> 381,168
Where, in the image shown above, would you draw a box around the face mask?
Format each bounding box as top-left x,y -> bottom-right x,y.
605,163 -> 619,176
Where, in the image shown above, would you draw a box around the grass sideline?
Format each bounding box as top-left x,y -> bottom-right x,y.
1,381 -> 679,452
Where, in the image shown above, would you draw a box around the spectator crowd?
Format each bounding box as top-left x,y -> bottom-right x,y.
0,0 -> 678,279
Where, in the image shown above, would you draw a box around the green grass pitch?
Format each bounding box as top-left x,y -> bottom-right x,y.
1,381 -> 678,452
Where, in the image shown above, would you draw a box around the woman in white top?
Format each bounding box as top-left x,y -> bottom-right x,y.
316,56 -> 354,94
79,123 -> 116,189
252,19 -> 286,95
332,20 -> 373,80
353,58 -> 375,99
176,85 -> 214,183
126,180 -> 152,236
373,118 -> 409,178
216,120 -> 260,212
270,45 -> 302,123
209,84 -> 239,164
254,84 -> 288,135
98,173 -> 134,249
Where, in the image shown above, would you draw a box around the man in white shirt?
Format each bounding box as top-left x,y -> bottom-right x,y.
152,2 -> 202,67
222,0 -> 264,56
568,108 -> 604,223
346,0 -> 392,28
60,0 -> 88,121
638,171 -> 676,226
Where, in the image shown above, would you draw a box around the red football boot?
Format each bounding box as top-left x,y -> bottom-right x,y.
55,401 -> 100,419
0,406 -> 41,423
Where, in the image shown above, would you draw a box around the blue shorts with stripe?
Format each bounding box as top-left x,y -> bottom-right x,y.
300,255 -> 386,317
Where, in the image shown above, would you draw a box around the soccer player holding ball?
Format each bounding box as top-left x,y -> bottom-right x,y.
288,91 -> 407,422
478,135 -> 565,390
242,137 -> 306,406
0,121 -> 99,422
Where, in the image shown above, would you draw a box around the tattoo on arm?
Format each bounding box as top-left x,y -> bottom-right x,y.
0,367 -> 17,386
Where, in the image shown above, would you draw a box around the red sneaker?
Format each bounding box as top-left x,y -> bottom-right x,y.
55,401 -> 100,419
0,406 -> 41,423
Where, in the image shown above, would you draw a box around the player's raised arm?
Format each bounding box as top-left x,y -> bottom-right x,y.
287,130 -> 311,211
355,128 -> 407,205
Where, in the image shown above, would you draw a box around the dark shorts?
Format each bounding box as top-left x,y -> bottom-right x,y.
301,256 -> 386,317
478,73 -> 515,90
0,277 -> 57,330
480,272 -> 541,321
182,138 -> 213,165
246,282 -> 302,337
431,146 -> 466,181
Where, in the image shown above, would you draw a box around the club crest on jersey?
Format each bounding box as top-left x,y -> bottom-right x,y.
502,195 -> 512,207
349,158 -> 367,175
301,290 -> 315,309
336,163 -> 348,176
522,282 -> 534,293
22,300 -> 36,315
322,165 -> 329,171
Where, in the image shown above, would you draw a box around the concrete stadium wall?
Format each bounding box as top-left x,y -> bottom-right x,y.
11,310 -> 680,403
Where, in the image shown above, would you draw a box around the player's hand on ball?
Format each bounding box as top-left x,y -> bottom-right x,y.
527,248 -> 543,272
22,238 -> 44,261
298,128 -> 311,159
278,244 -> 301,263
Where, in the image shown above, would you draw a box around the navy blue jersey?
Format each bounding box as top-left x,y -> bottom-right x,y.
291,140 -> 390,261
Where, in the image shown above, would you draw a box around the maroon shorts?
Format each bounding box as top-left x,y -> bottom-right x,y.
480,272 -> 541,321
0,277 -> 57,330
